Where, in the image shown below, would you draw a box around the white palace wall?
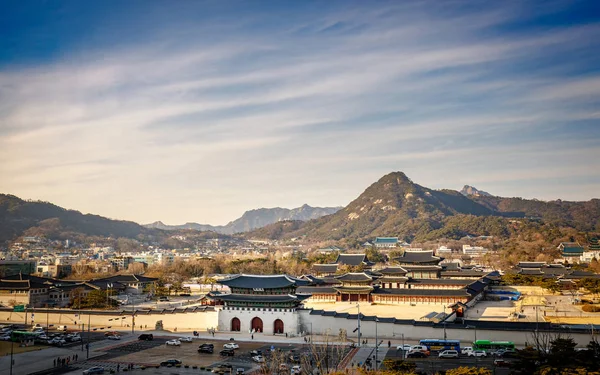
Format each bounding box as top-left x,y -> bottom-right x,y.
217,306 -> 299,335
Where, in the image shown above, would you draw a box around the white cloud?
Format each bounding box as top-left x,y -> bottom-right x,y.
1,2 -> 599,224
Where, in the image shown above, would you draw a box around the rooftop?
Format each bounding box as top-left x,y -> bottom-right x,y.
218,274 -> 306,289
395,250 -> 441,264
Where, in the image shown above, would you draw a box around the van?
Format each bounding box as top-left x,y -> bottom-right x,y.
138,333 -> 154,341
461,346 -> 473,355
57,325 -> 68,331
409,345 -> 429,354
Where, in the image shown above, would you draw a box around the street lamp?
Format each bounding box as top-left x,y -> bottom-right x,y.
374,318 -> 379,370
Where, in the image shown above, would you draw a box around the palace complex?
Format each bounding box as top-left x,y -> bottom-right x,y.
205,250 -> 499,334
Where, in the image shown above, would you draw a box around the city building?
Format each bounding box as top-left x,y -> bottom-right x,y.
0,260 -> 36,277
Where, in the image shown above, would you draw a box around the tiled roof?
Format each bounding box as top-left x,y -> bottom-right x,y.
408,278 -> 473,286
440,270 -> 486,277
372,288 -> 470,297
395,250 -> 441,264
517,262 -> 546,268
374,237 -> 399,244
296,286 -> 337,294
334,272 -> 374,282
377,267 -> 407,275
96,274 -> 158,283
210,294 -> 302,303
0,280 -> 31,290
312,264 -> 338,272
335,254 -> 370,266
333,286 -> 374,293
218,274 -> 302,289
402,265 -> 442,272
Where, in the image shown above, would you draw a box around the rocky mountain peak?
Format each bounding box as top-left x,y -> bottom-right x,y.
460,185 -> 492,197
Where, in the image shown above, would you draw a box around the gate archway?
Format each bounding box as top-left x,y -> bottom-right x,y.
251,317 -> 263,333
274,319 -> 284,334
231,317 -> 241,331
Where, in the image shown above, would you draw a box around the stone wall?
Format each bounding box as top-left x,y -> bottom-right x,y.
0,309 -> 218,332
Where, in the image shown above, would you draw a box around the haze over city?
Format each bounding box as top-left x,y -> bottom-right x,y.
1,1 -> 599,225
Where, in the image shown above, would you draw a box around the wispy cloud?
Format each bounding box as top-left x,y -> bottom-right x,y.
0,1 -> 598,224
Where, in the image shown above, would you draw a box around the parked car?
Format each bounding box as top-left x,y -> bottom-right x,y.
220,349 -> 235,356
236,369 -> 245,375
396,344 -> 412,351
468,350 -> 487,357
461,346 -> 473,355
407,351 -> 427,358
250,350 -> 263,356
198,346 -> 214,354
291,365 -> 302,374
138,334 -> 154,341
82,366 -> 105,375
439,350 -> 459,359
107,335 -> 121,340
223,342 -> 239,350
179,293 -> 191,297
104,331 -> 119,337
494,359 -> 512,367
0,335 -> 12,341
289,354 -> 300,363
180,337 -> 194,343
158,296 -> 169,302
279,363 -> 289,372
166,339 -> 181,346
252,355 -> 265,363
160,359 -> 182,366
200,343 -> 215,348
56,325 -> 68,332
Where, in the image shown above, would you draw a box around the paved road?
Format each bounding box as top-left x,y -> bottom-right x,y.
384,349 -> 511,375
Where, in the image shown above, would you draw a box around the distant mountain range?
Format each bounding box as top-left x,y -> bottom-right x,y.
144,204 -> 342,234
1,172 -> 598,245
247,172 -> 600,242
460,185 -> 492,197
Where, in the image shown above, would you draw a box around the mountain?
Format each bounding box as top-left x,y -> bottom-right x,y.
460,185 -> 492,197
246,172 -> 600,242
0,194 -> 153,244
144,204 -> 342,234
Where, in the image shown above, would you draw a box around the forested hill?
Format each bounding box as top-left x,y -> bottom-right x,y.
0,194 -> 152,243
246,172 -> 600,242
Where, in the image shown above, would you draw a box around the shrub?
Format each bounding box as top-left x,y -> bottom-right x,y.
581,304 -> 600,312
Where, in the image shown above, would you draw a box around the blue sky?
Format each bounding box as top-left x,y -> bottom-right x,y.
1,1 -> 599,225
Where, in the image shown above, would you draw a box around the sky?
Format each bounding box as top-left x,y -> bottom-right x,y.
1,1 -> 599,226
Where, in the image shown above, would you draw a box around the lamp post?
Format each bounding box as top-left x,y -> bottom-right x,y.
375,318 -> 379,370
9,332 -> 14,375
402,333 -> 405,359
357,303 -> 361,347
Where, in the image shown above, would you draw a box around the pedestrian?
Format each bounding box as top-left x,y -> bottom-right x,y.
67,357 -> 70,365
304,337 -> 307,343
76,354 -> 78,361
285,332 -> 288,338
251,333 -> 254,340
388,340 -> 391,348
117,364 -> 120,372
53,359 -> 56,367
62,358 -> 66,367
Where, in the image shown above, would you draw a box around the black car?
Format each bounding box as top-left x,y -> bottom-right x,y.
220,349 -> 235,356
138,334 -> 153,341
198,346 -> 214,354
407,351 -> 427,358
289,354 -> 300,363
160,359 -> 182,366
200,343 -> 215,348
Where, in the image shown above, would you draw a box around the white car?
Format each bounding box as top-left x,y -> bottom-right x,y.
252,355 -> 265,363
461,346 -> 473,355
179,337 -> 193,342
166,339 -> 181,346
439,350 -> 459,359
291,365 -> 302,374
224,343 -> 239,350
107,335 -> 121,340
396,344 -> 412,351
468,350 -> 487,357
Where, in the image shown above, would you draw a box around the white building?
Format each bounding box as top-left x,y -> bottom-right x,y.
462,245 -> 488,256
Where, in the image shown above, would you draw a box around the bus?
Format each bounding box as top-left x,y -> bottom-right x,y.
419,339 -> 460,352
472,340 -> 515,352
